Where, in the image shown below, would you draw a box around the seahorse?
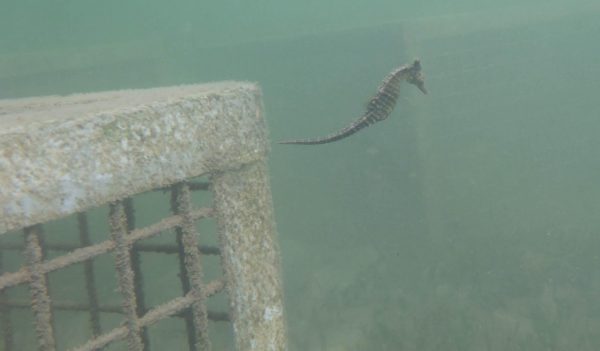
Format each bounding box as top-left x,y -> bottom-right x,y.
278,59 -> 427,145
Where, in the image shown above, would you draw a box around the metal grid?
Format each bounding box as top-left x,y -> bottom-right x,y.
0,182 -> 232,350
0,83 -> 287,351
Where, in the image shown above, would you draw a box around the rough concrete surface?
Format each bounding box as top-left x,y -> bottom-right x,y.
213,160 -> 287,351
0,82 -> 268,234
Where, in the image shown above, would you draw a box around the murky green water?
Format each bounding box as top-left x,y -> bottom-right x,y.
2,0 -> 600,350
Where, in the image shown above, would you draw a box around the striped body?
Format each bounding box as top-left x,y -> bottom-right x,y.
279,59 -> 426,145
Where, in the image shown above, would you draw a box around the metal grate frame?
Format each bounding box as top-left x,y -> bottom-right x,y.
0,82 -> 287,351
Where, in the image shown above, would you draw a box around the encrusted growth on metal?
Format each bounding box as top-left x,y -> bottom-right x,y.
0,82 -> 287,351
24,225 -> 56,351
172,183 -> 211,350
109,201 -> 144,351
76,213 -> 102,338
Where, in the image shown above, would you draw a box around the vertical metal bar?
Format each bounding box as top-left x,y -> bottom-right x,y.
0,248 -> 14,351
24,225 -> 56,351
172,183 -> 211,351
77,213 -> 102,339
124,198 -> 151,351
109,202 -> 143,351
170,188 -> 198,351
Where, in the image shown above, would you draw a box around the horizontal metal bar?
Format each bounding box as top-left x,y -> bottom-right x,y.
0,242 -> 220,256
0,299 -> 122,314
0,299 -> 229,322
0,207 -> 214,291
68,279 -> 225,351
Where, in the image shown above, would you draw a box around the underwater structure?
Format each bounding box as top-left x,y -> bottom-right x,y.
0,82 -> 287,350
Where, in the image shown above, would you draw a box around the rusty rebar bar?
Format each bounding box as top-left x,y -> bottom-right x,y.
0,298 -> 229,321
77,212 -> 102,339
0,208 -> 214,291
171,186 -> 198,351
0,299 -> 122,313
173,183 -> 211,351
109,202 -> 143,351
124,198 -> 151,351
0,242 -> 220,256
68,279 -> 225,351
133,243 -> 220,256
24,225 -> 56,351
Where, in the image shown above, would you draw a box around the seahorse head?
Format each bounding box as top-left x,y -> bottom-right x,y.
406,59 -> 427,94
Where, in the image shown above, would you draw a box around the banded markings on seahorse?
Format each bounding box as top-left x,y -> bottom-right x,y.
278,59 -> 427,145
